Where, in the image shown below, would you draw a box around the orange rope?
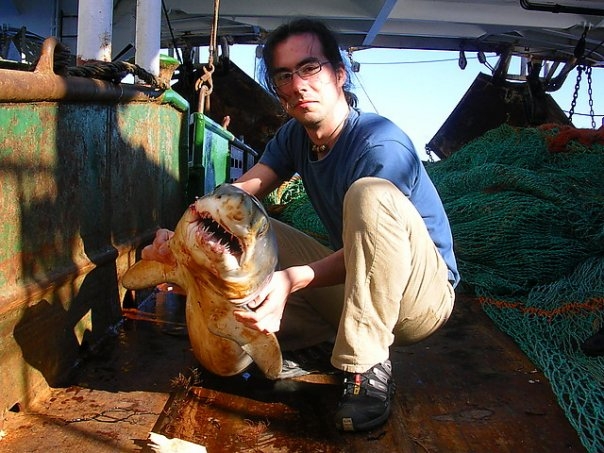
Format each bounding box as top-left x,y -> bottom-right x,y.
478,296 -> 604,320
539,124 -> 604,153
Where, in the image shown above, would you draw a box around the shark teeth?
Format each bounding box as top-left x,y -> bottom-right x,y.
198,215 -> 243,256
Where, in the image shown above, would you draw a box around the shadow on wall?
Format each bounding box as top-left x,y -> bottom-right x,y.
2,75 -> 187,405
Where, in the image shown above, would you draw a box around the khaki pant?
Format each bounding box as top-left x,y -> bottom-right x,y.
275,177 -> 455,373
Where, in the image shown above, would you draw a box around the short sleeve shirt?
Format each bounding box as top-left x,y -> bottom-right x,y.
259,108 -> 460,286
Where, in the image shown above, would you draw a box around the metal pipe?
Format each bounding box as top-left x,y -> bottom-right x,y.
136,0 -> 162,77
76,0 -> 114,64
519,0 -> 604,16
0,69 -> 163,103
0,38 -> 162,103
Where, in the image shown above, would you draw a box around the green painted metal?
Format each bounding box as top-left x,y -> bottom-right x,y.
161,88 -> 190,113
188,112 -> 258,202
189,112 -> 231,199
0,89 -> 189,416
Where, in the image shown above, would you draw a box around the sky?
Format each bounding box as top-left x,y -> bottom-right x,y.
224,45 -> 603,160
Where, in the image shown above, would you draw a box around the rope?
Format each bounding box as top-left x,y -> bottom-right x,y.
479,296 -> 604,320
68,60 -> 169,90
29,38 -> 169,89
194,0 -> 220,113
208,0 -> 220,67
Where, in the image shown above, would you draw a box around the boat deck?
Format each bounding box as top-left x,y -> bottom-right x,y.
0,290 -> 584,452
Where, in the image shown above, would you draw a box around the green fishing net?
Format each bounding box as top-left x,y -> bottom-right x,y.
264,176 -> 330,245
425,124 -> 604,453
265,124 -> 604,452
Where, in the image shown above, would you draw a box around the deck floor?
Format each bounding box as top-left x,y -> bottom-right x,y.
1,290 -> 585,452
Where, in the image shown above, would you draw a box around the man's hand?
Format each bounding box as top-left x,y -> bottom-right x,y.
142,228 -> 176,265
140,229 -> 186,294
233,269 -> 294,334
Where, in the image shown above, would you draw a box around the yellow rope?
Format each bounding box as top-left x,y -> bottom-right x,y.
208,0 -> 220,67
195,0 -> 220,113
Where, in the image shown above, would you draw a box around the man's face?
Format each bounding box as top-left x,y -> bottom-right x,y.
272,33 -> 345,128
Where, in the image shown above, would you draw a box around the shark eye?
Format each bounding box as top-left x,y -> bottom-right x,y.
256,220 -> 269,237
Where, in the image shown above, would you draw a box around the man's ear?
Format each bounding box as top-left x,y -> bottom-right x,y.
336,65 -> 347,85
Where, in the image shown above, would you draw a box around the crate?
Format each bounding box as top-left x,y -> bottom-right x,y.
188,112 -> 258,201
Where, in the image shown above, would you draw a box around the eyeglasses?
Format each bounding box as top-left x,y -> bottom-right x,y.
272,60 -> 331,88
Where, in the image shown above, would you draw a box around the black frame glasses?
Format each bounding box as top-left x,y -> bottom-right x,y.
272,60 -> 331,88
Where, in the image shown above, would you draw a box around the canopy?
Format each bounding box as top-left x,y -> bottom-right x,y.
140,0 -> 604,66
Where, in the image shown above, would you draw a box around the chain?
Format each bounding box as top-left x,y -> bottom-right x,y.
424,145 -> 436,163
194,64 -> 214,113
568,65 -> 583,123
586,66 -> 596,129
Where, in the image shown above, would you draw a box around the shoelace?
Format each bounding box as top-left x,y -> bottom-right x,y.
343,361 -> 392,401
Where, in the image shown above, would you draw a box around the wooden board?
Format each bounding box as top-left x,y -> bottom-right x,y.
148,292 -> 584,452
0,290 -> 584,452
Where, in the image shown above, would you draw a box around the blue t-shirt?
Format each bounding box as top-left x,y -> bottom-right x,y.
260,108 -> 460,287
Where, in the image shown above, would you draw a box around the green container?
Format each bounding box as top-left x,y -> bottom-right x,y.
0,69 -> 189,416
188,112 -> 257,201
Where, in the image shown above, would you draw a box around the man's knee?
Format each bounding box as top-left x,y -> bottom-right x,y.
344,177 -> 400,217
346,177 -> 396,204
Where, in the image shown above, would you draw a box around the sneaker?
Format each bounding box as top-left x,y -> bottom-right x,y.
278,341 -> 337,379
334,359 -> 395,432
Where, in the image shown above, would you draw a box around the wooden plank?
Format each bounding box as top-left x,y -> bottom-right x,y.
150,292 -> 584,452
394,293 -> 581,452
0,290 -> 585,452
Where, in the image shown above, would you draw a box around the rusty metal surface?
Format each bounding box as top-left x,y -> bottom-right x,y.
0,290 -> 584,452
0,61 -> 189,423
0,37 -> 165,103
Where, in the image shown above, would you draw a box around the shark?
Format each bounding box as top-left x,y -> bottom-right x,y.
122,184 -> 282,379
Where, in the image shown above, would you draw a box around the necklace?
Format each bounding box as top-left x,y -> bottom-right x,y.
311,143 -> 329,155
310,112 -> 349,157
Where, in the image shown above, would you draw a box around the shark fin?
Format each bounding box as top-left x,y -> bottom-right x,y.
240,336 -> 283,380
121,260 -> 180,290
206,315 -> 283,380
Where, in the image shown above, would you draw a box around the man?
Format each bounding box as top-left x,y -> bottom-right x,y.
146,19 -> 459,432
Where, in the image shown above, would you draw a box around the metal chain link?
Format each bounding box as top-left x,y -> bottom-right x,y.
586,66 -> 596,129
424,145 -> 436,162
568,65 -> 583,123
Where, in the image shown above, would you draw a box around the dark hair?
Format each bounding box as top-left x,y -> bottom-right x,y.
259,18 -> 358,107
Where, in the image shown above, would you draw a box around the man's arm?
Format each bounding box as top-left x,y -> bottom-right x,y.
234,249 -> 346,333
236,163 -> 345,290
236,163 -> 346,289
232,162 -> 283,199
286,248 -> 346,292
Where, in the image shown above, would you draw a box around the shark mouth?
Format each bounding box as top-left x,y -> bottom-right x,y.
197,212 -> 244,258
